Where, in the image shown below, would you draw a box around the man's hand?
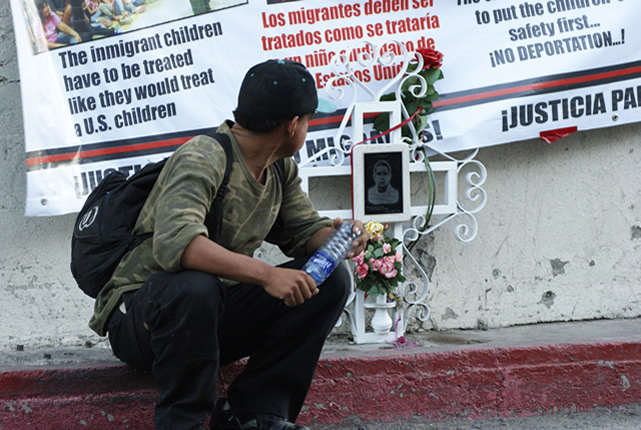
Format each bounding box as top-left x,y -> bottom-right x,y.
306,218 -> 370,261
331,218 -> 369,259
263,266 -> 318,306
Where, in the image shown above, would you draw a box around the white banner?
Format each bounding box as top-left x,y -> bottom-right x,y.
11,0 -> 641,215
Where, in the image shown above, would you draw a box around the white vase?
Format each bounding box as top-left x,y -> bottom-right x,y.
369,294 -> 394,334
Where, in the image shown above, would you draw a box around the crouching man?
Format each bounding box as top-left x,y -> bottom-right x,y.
89,59 -> 368,430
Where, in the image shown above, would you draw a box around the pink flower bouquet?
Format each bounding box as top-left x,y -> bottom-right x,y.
352,222 -> 405,299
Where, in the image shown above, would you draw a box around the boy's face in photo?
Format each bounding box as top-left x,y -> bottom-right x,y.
374,164 -> 391,189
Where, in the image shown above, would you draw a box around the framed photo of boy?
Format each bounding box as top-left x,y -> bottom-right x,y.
352,143 -> 411,223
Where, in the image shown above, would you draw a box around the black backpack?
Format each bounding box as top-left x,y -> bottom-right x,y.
71,132 -> 234,298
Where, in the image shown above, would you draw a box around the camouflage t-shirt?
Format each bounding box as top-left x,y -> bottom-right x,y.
89,121 -> 331,336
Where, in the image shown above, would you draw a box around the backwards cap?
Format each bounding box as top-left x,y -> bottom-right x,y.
235,59 -> 335,121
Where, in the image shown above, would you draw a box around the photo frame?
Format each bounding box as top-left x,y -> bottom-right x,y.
352,143 -> 411,223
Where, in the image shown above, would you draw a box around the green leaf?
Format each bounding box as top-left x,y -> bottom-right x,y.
424,91 -> 440,102
373,112 -> 391,133
379,92 -> 397,102
417,115 -> 428,131
421,67 -> 444,85
401,76 -> 418,93
406,62 -> 420,74
417,98 -> 433,110
405,99 -> 419,116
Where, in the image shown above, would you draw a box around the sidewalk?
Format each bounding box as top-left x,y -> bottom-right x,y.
313,404 -> 641,430
1,318 -> 640,429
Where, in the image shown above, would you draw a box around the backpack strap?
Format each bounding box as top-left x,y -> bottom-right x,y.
203,131 -> 233,242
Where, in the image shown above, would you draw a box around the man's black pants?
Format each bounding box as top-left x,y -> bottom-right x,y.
107,258 -> 351,430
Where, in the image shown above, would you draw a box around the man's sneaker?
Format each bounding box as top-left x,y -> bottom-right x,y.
211,398 -> 310,430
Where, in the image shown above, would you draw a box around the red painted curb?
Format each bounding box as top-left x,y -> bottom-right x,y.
303,341 -> 641,424
1,342 -> 640,429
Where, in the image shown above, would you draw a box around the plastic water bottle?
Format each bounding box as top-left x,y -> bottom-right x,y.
303,221 -> 360,286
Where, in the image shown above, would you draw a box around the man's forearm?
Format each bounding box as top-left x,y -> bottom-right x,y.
305,225 -> 332,255
180,234 -> 275,285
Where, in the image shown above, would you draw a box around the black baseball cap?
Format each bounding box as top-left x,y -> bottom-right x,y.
235,59 -> 335,121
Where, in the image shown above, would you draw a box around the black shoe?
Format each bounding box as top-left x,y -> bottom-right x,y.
211,398 -> 310,430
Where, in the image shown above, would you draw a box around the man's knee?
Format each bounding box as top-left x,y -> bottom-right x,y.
147,270 -> 224,314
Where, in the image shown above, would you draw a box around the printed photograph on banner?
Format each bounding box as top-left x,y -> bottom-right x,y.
21,0 -> 48,53
23,0 -> 248,53
266,0 -> 302,4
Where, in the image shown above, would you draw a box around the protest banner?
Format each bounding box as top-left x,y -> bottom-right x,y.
10,0 -> 640,216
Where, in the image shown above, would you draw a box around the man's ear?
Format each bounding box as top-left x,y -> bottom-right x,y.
285,116 -> 300,137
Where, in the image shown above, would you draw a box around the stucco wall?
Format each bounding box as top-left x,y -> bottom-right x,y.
419,124 -> 641,331
1,4 -> 640,351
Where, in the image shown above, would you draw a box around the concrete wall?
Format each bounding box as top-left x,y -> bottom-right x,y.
420,124 -> 641,331
1,4 -> 640,351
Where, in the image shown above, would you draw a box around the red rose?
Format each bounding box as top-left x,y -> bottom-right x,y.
416,47 -> 444,69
